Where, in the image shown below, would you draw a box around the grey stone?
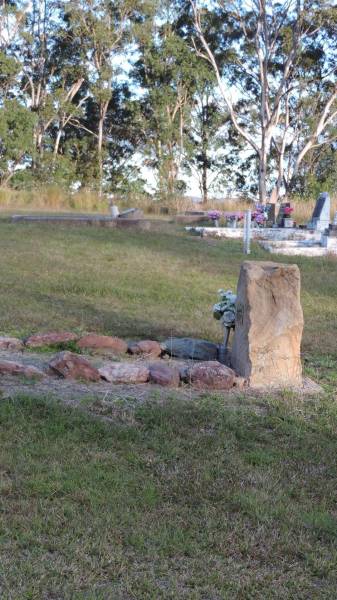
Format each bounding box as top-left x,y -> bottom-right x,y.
162,337 -> 219,361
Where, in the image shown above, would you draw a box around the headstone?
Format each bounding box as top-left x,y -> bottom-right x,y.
276,202 -> 291,227
308,192 -> 330,231
243,210 -> 251,254
265,203 -> 276,226
231,261 -> 303,387
110,205 -> 119,218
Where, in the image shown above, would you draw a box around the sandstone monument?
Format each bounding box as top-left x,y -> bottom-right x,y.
231,261 -> 303,387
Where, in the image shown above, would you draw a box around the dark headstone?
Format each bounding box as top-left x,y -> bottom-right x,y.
265,203 -> 276,226
308,192 -> 330,231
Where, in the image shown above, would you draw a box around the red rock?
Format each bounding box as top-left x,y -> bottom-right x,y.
187,361 -> 236,390
22,366 -> 45,379
99,363 -> 149,384
0,337 -> 24,351
0,360 -> 23,375
49,351 -> 100,381
77,334 -> 128,354
0,361 -> 45,378
149,363 -> 180,387
129,340 -> 162,357
25,332 -> 79,348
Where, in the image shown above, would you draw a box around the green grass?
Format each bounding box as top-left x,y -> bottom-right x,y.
1,394 -> 337,598
1,219 -> 337,597
0,220 -> 336,361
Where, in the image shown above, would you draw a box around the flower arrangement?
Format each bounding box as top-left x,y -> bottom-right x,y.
283,206 -> 293,217
252,204 -> 268,226
227,212 -> 244,224
213,289 -> 237,328
208,210 -> 222,221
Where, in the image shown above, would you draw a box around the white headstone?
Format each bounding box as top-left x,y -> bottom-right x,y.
110,205 -> 119,218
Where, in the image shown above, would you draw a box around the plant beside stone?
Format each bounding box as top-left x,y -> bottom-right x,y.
213,289 -> 236,349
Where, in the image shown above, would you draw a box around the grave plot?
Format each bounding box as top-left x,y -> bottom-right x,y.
11,210 -> 151,230
0,261 -> 322,395
186,192 -> 337,257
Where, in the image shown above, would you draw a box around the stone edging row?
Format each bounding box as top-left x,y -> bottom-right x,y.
0,332 -> 244,390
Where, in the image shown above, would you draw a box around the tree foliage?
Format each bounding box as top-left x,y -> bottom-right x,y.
0,0 -> 336,201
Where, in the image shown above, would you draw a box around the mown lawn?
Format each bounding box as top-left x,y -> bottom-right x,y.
0,219 -> 337,598
0,220 -> 336,360
1,394 -> 337,598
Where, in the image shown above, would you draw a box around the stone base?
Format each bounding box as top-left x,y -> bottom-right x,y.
12,214 -> 151,230
186,226 -> 322,242
261,237 -> 337,256
245,377 -> 323,394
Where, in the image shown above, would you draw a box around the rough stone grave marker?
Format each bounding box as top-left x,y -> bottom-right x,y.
308,192 -> 330,231
231,261 -> 303,387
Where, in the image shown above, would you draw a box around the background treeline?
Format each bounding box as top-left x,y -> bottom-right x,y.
1,0 -> 336,205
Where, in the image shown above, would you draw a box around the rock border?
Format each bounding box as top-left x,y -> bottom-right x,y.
0,332 -> 241,390
0,331 -> 322,394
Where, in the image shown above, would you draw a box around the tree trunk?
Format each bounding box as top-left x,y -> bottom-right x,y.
201,162 -> 208,203
98,113 -> 104,197
97,100 -> 108,197
201,105 -> 208,203
53,128 -> 62,160
258,149 -> 267,204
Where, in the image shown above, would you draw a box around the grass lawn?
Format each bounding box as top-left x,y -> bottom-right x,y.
0,219 -> 337,598
0,220 -> 336,359
2,394 -> 337,598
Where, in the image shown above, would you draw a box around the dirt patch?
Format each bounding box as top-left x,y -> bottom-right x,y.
0,349 -> 322,423
0,349 -> 203,416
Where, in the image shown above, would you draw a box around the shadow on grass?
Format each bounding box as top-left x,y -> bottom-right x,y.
8,288 -> 194,340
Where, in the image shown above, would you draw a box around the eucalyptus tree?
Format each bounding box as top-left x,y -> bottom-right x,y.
191,0 -> 337,202
175,3 -> 230,202
134,0 -> 201,199
17,0 -> 64,165
0,0 -> 38,184
67,0 -> 150,194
